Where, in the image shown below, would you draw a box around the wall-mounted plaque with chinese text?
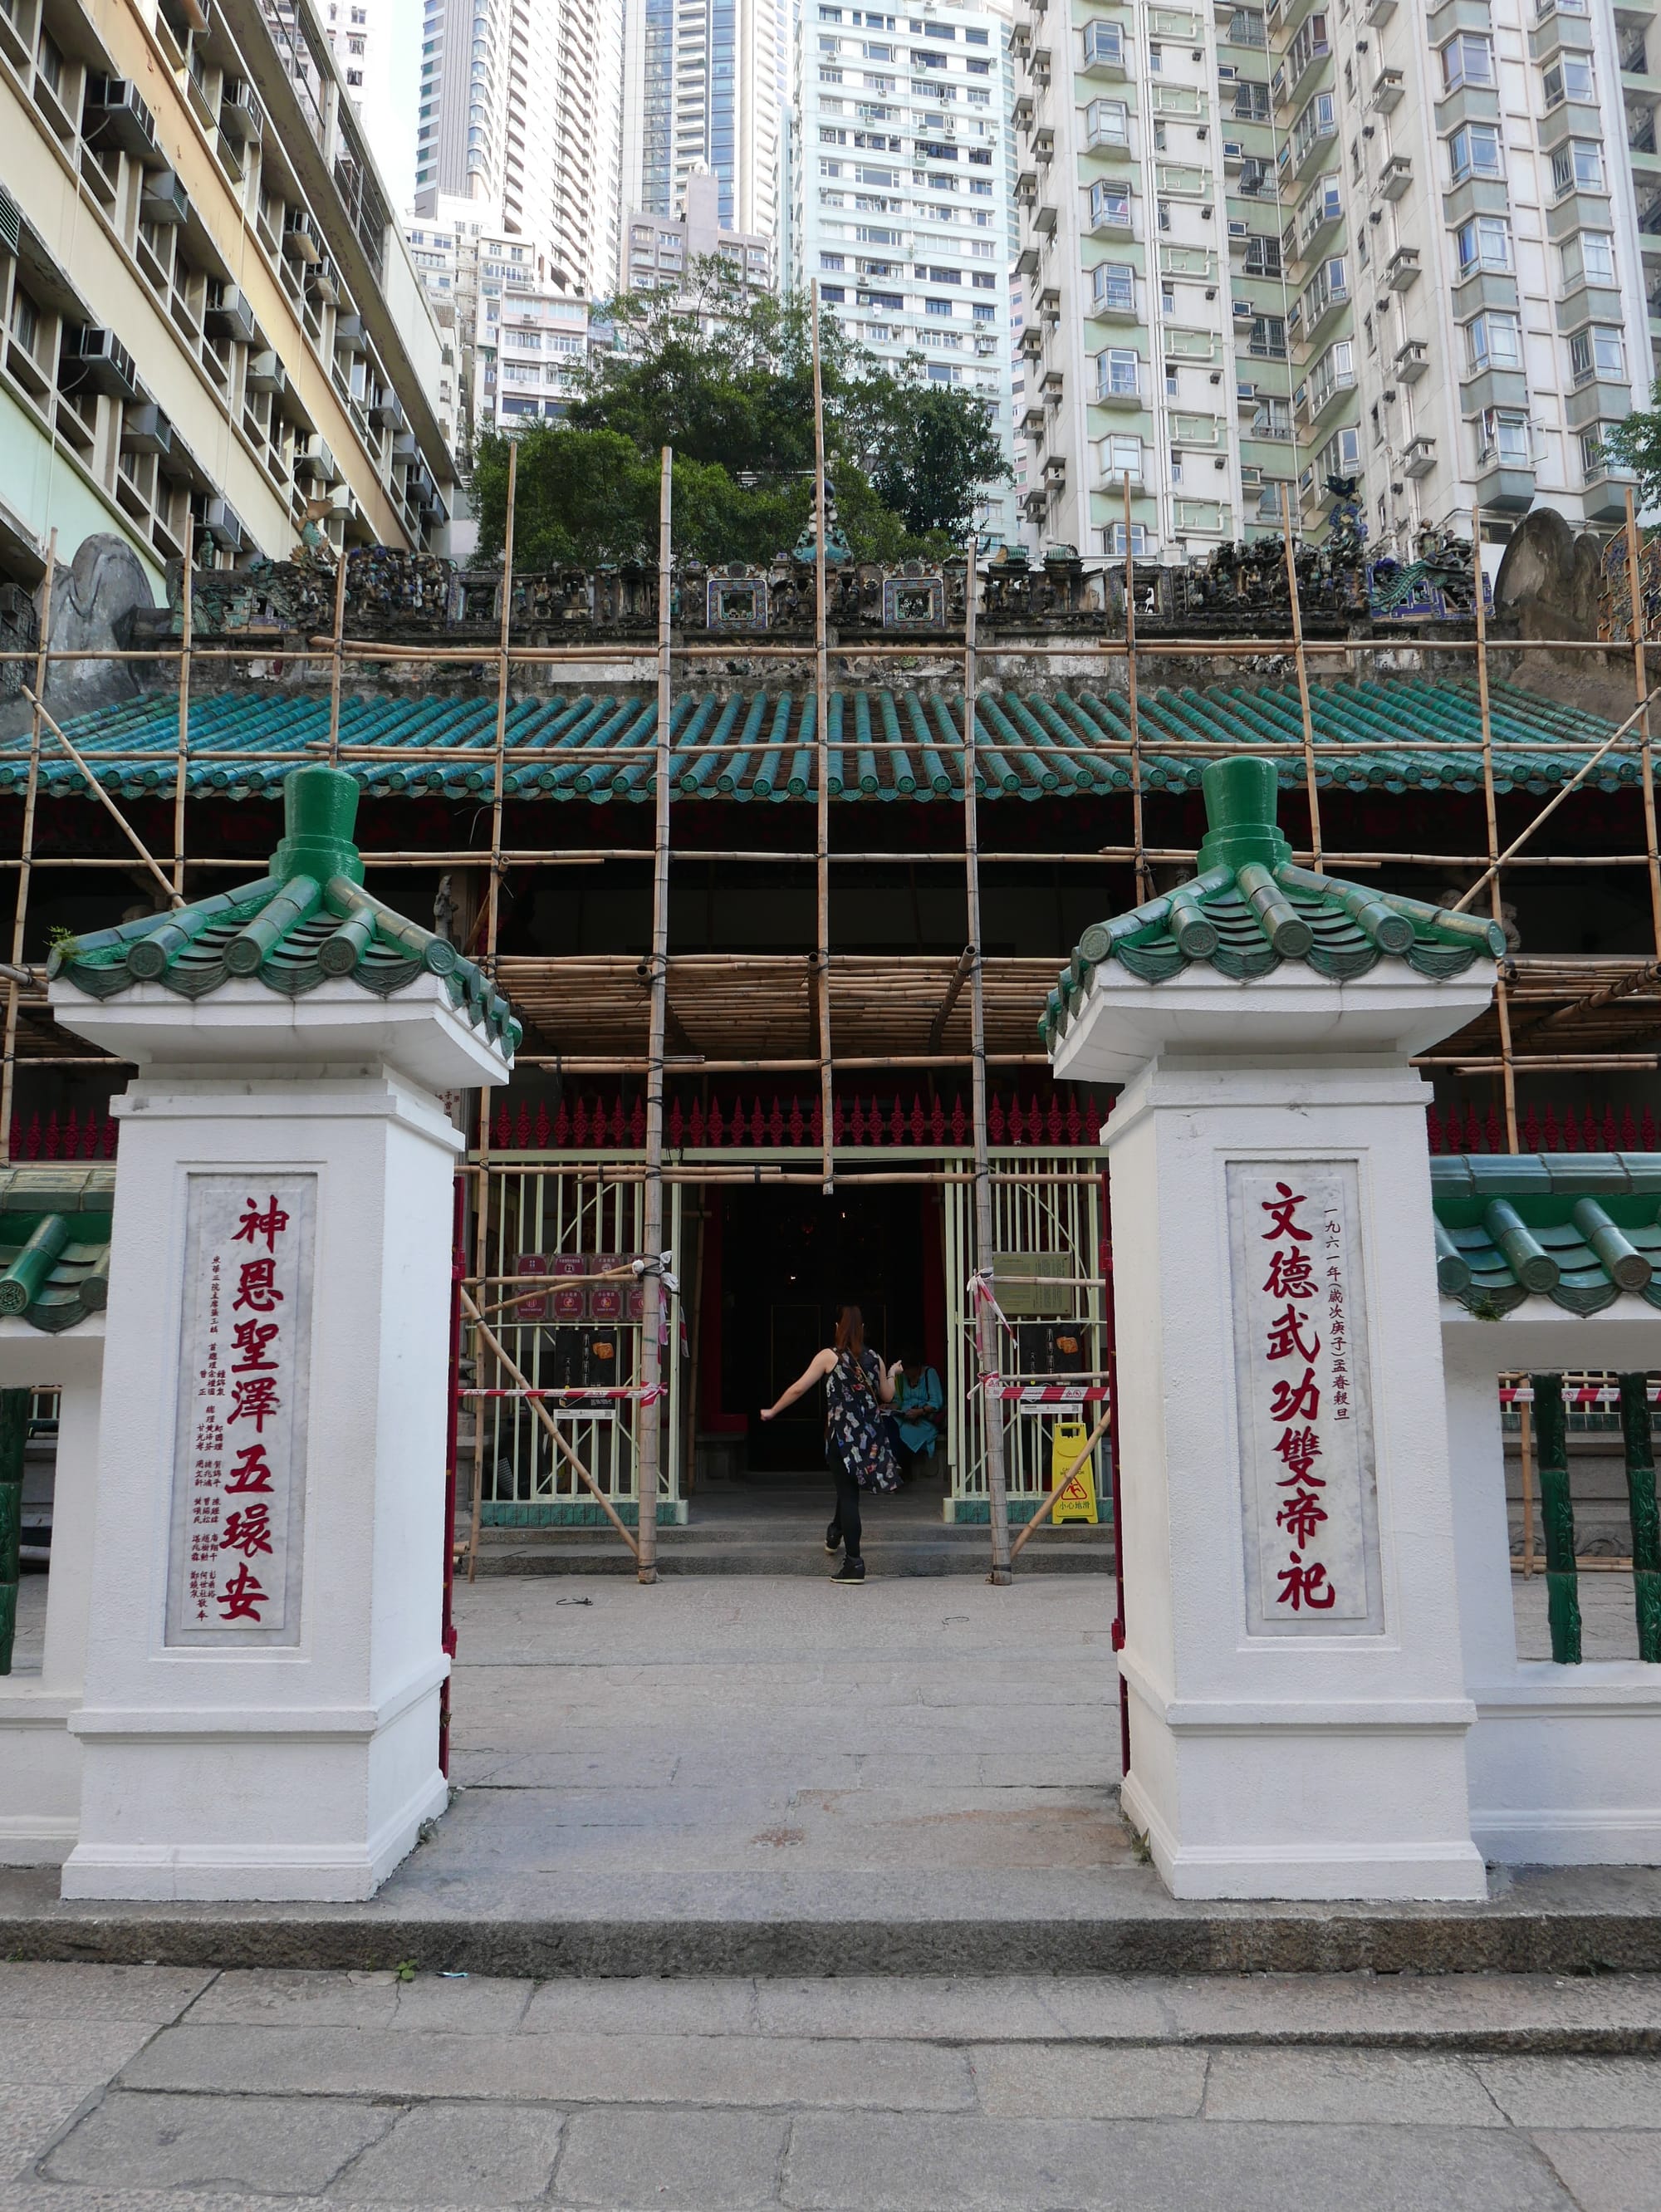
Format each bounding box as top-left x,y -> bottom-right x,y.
164,1175 -> 317,1648
1227,1161 -> 1384,1637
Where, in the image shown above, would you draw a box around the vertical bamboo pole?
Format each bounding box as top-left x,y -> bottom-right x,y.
1279,483 -> 1323,871
635,446 -> 674,1586
1618,1371 -> 1660,1663
1,533 -> 55,1165
326,539 -> 350,769
1519,1394 -> 1536,1579
1623,488 -> 1661,957
1531,1372 -> 1581,1665
172,514 -> 194,898
963,539 -> 1012,1586
1471,505 -> 1519,1151
811,282 -> 834,1194
1122,476 -> 1149,903
467,447 -> 517,1578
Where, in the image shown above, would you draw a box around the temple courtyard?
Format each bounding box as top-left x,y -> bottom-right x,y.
2,1572 -> 1661,2209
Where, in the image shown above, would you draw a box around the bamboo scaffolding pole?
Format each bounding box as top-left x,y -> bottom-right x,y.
19,689 -> 179,910
1624,488 -> 1661,959
172,516 -> 193,898
1471,507 -> 1517,1151
1122,475 -> 1150,903
6,846 -> 1655,872
326,543 -> 350,770
1008,1407 -> 1113,1563
1281,481 -> 1323,871
811,280 -> 834,1195
635,444 -> 674,1587
1,533 -> 53,1165
1447,686 -> 1661,916
460,1286 -> 639,1560
963,533 -> 1012,1587
483,440 -> 518,980
1520,1394 -> 1536,1578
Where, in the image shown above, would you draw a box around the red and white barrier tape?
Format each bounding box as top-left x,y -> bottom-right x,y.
461,1385 -> 668,1405
1497,1384 -> 1660,1407
982,1379 -> 1110,1404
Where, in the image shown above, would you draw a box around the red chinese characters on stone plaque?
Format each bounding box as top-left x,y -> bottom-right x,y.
165,1176 -> 316,1648
1228,1164 -> 1383,1637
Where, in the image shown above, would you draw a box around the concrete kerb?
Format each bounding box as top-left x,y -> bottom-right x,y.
5,1865 -> 1661,1980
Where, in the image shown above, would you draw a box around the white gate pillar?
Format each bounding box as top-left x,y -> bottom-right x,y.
1046,755 -> 1501,1900
47,766 -> 514,1900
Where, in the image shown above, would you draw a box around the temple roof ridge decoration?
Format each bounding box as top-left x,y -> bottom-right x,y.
1041,754 -> 1507,1049
47,765 -> 522,1057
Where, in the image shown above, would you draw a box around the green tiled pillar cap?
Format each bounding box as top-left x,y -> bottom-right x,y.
270,765 -> 365,887
1196,755 -> 1291,874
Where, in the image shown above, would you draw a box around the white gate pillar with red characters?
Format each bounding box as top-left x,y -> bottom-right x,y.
47,765 -> 515,1901
1045,755 -> 1501,1901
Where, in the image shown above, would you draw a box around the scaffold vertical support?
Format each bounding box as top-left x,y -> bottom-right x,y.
326,535 -> 350,770
1280,481 -> 1324,871
1471,504 -> 1519,1151
1,531 -> 53,1165
963,539 -> 1012,1585
636,445 -> 674,1585
1122,474 -> 1150,904
172,514 -> 193,898
811,282 -> 835,1195
1623,488 -> 1661,959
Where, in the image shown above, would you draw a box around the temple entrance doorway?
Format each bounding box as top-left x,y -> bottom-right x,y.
719,1184 -> 928,1479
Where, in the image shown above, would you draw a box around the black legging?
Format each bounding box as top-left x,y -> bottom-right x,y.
829,1445 -> 863,1562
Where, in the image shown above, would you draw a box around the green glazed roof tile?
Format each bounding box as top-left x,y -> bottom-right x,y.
1433,1153 -> 1661,1317
47,766 -> 520,1057
1040,753 -> 1507,1048
0,1167 -> 115,1332
1,676 -> 1634,807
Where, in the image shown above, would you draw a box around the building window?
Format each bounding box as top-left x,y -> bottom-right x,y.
1542,54 -> 1595,106
1441,32 -> 1495,90
1092,262 -> 1134,312
1478,406 -> 1531,465
1467,311 -> 1523,370
1456,215 -> 1512,272
1550,140 -> 1605,195
1090,179 -> 1133,228
1083,21 -> 1124,66
1095,346 -> 1140,398
1448,122 -> 1502,184
1569,324 -> 1625,383
1561,232 -> 1616,286
1248,314 -> 1287,359
1108,522 -> 1151,555
925,296 -> 953,315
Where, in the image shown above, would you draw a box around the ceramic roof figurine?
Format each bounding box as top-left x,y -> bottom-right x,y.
1041,753 -> 1507,1049
47,764 -> 521,1057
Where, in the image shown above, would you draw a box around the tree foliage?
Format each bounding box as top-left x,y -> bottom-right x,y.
1600,391 -> 1661,513
471,259 -> 1011,567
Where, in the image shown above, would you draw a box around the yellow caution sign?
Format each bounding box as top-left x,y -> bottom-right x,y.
1050,1421 -> 1099,1524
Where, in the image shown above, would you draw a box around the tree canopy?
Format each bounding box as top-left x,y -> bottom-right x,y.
471,260 -> 1011,567
1600,392 -> 1661,513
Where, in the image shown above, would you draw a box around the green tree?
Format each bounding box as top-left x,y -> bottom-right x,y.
865,371 -> 1011,541
472,426 -> 658,567
1599,393 -> 1661,509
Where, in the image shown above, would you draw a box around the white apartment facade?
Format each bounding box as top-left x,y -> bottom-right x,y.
1014,0 -> 1649,564
414,0 -> 623,302
791,0 -> 1018,544
621,0 -> 784,245
0,0 -> 456,596
620,164 -> 774,302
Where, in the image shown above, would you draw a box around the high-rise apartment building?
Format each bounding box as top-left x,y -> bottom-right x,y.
0,0 -> 456,593
414,0 -> 623,302
1013,0 -> 1649,564
791,0 -> 1017,543
622,0 -> 784,243
620,164 -> 774,304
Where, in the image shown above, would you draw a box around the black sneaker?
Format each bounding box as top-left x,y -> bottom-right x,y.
831,1557 -> 866,1584
825,1520 -> 843,1554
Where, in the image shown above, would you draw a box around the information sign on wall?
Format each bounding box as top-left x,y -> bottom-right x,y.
1227,1161 -> 1383,1637
164,1175 -> 316,1648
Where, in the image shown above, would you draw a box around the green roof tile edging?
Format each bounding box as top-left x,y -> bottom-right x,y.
0,1166 -> 114,1332
1432,1153 -> 1661,1318
1041,753 -> 1506,1046
47,765 -> 522,1057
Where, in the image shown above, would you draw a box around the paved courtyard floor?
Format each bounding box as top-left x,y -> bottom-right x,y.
2,1959 -> 1660,2210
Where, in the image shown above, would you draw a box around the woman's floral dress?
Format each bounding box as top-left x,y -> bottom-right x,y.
826,1347 -> 901,1491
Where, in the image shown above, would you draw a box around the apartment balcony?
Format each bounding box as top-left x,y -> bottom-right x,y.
1443,174 -> 1512,227
1087,281 -> 1139,322
1299,280 -> 1348,343
1566,377 -> 1638,429
1556,279 -> 1628,331
1385,245 -> 1422,292
1472,456 -> 1536,511
1402,434 -> 1437,478
1303,372 -> 1355,426
1371,66 -> 1404,113
1095,373 -> 1144,409
1462,366 -> 1530,414
1378,153 -> 1413,200
1538,96 -> 1605,150
1546,191 -> 1614,243
1434,83 -> 1502,132
1582,456 -> 1641,523
1394,337 -> 1429,384
1452,268 -> 1521,317
1085,116 -> 1133,157
1529,7 -> 1596,62
1080,26 -> 1129,76
1427,0 -> 1497,37
1087,193 -> 1134,238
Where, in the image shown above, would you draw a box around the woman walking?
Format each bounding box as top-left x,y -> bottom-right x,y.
761,1303 -> 901,1582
